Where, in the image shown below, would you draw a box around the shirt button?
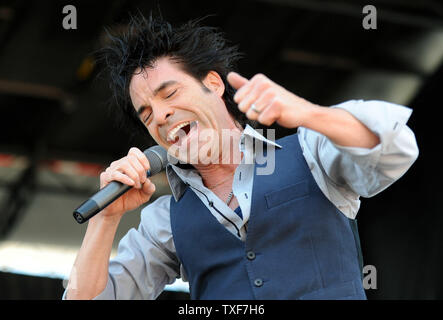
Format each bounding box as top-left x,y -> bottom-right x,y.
254,278 -> 263,287
246,251 -> 256,260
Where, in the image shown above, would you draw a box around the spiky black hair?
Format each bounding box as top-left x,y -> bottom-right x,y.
98,12 -> 248,138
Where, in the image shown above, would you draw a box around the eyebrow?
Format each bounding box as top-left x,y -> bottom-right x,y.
136,80 -> 178,117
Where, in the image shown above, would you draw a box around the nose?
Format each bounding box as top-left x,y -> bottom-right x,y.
152,105 -> 174,126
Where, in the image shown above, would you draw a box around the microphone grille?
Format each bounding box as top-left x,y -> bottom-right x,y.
144,145 -> 168,175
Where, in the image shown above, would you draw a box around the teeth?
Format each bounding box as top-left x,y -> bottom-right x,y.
168,121 -> 191,142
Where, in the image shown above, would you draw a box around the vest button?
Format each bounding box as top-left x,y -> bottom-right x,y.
246,251 -> 256,260
254,278 -> 263,287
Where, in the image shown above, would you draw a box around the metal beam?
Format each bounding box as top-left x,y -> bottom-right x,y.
280,49 -> 429,77
257,0 -> 443,29
0,162 -> 36,238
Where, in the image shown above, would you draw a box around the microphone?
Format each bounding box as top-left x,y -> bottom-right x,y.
73,145 -> 168,224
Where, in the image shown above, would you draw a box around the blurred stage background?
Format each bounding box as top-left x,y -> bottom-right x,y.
0,0 -> 442,299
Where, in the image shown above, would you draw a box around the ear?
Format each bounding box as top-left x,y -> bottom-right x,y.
202,71 -> 225,97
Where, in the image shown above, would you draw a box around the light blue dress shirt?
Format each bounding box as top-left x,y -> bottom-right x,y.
65,99 -> 419,300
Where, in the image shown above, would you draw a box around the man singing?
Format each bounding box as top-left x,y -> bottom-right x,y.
64,14 -> 418,300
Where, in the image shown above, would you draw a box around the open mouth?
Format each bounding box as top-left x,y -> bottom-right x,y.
167,120 -> 198,145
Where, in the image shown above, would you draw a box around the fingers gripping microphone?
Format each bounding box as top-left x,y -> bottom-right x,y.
73,146 -> 168,224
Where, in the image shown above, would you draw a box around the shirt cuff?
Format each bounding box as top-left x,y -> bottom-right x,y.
92,277 -> 116,300
330,99 -> 413,158
61,277 -> 115,300
333,99 -> 412,139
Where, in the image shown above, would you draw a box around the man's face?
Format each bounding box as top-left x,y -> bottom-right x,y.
129,56 -> 240,164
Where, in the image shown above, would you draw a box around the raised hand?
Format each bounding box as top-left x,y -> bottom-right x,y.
227,72 -> 317,129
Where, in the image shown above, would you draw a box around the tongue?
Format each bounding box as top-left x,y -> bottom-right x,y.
173,124 -> 191,145
182,124 -> 191,135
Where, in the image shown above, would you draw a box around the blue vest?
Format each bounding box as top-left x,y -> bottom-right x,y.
170,133 -> 366,300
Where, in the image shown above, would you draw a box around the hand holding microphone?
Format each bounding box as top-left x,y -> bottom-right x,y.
73,145 -> 168,223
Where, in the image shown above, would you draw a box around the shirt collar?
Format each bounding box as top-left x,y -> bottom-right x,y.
166,124 -> 282,202
242,124 -> 282,149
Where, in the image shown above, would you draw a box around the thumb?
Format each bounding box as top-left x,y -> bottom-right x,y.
227,72 -> 248,90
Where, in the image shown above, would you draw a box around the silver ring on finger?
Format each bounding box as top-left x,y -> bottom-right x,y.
250,103 -> 261,114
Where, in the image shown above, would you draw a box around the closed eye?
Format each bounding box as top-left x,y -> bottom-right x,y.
139,107 -> 152,124
143,113 -> 151,123
166,89 -> 177,99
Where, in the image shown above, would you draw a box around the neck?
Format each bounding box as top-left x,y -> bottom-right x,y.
195,162 -> 238,189
194,126 -> 243,189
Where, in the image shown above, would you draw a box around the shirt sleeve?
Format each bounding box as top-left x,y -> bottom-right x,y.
298,99 -> 419,199
92,195 -> 180,300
